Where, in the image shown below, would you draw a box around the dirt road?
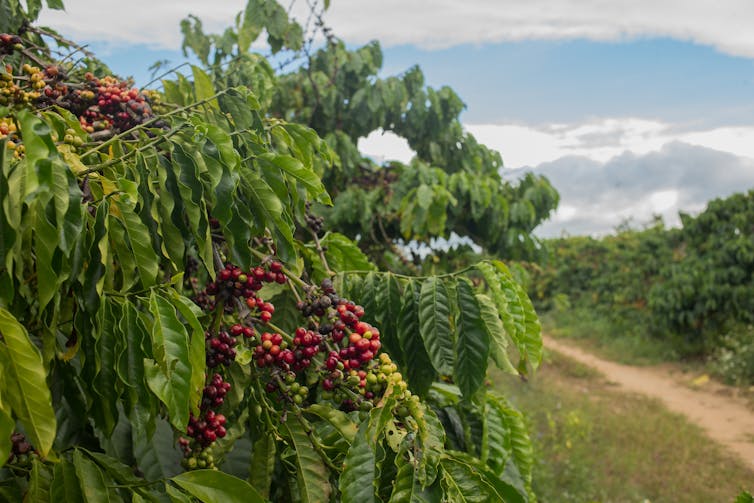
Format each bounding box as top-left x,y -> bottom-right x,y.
544,336 -> 754,471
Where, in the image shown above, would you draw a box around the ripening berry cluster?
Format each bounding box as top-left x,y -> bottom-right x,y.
180,259 -> 287,469
0,33 -> 22,56
0,62 -> 44,108
0,34 -> 157,149
205,329 -> 238,368
180,373 -> 231,468
197,261 -> 286,315
0,117 -> 20,156
181,256 -> 417,463
74,73 -> 154,133
6,432 -> 34,468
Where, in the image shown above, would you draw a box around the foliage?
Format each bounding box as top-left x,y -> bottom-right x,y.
526,191 -> 754,382
0,0 -> 546,501
711,325 -> 754,386
179,7 -> 559,266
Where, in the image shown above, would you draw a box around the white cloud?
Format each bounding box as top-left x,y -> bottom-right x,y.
465,119 -> 754,169
39,1 -> 248,49
358,129 -> 415,164
38,1 -> 754,58
526,143 -> 754,237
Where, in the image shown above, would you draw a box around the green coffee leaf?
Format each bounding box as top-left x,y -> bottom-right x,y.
0,308 -> 56,456
418,277 -> 454,375
172,469 -> 265,503
144,292 -> 192,430
281,419 -> 332,503
454,280 -> 490,398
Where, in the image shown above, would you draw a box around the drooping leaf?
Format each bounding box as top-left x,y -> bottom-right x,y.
113,198 -> 159,288
418,277 -> 454,375
191,65 -> 219,109
340,420 -> 377,503
397,280 -> 436,395
0,407 -> 13,466
73,449 -> 111,503
257,152 -> 331,205
144,292 -> 192,430
321,233 -> 376,273
488,394 -> 533,493
249,433 -> 276,499
454,280 -> 490,398
440,451 -> 526,503
405,399 -> 445,486
172,469 -> 265,503
50,458 -> 85,503
389,448 -> 442,503
24,458 -> 52,502
167,290 -> 207,416
476,293 -> 517,375
305,404 -> 358,443
375,272 -> 402,358
0,308 -> 56,456
281,419 -> 332,503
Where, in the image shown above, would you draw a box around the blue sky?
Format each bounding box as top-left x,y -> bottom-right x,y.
38,0 -> 754,236
87,37 -> 754,128
384,39 -> 754,127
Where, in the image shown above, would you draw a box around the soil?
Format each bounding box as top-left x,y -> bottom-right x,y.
544,335 -> 754,471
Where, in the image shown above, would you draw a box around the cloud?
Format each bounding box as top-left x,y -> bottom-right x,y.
38,1 -> 247,50
466,120 -> 754,169
353,120 -> 754,239
525,142 -> 754,237
39,1 -> 754,58
358,129 -> 415,164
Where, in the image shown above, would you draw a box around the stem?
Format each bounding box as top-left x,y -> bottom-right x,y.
19,47 -> 47,69
310,228 -> 334,277
28,26 -> 97,60
78,127 -> 184,176
142,62 -> 191,90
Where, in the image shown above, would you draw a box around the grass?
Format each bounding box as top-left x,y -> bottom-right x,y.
540,308 -> 688,366
491,350 -> 754,503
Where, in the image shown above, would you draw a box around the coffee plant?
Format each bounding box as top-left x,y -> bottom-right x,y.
179,2 -> 559,267
0,0 -> 545,501
526,190 -> 754,383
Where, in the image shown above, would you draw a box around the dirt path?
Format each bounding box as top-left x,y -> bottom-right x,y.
543,335 -> 754,471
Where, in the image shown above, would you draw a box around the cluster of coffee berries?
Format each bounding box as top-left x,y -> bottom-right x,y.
335,318 -> 381,371
0,63 -> 43,107
0,116 -> 18,145
186,408 -> 227,448
266,372 -> 310,404
181,259 -> 287,469
254,331 -> 289,368
6,433 -> 34,467
304,201 -> 324,234
201,373 -> 232,410
72,73 -> 153,133
0,33 -> 23,55
180,373 -> 231,468
1,116 -> 24,158
0,34 -> 153,129
205,329 -> 238,368
197,261 -> 286,314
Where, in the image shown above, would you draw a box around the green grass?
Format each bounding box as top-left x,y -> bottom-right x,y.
492,351 -> 754,503
540,308 -> 685,366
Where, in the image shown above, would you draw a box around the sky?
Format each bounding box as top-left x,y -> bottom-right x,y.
38,0 -> 754,237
